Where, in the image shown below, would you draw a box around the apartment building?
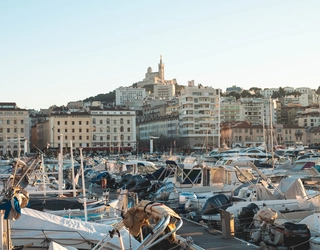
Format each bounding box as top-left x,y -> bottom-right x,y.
138,115 -> 179,141
179,85 -> 220,149
153,83 -> 175,99
47,111 -> 92,154
220,101 -> 244,122
259,88 -> 279,98
296,108 -> 320,127
220,121 -> 306,148
0,102 -> 30,157
88,107 -> 136,154
115,87 -> 146,106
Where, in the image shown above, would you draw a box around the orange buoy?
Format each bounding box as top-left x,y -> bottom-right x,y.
101,177 -> 107,189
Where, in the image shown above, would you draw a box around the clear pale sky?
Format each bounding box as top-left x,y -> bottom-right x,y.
1,0 -> 319,110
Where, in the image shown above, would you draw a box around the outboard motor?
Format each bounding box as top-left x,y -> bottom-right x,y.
199,194 -> 232,216
250,207 -> 310,250
237,203 -> 259,231
129,177 -> 151,194
121,175 -> 142,190
282,222 -> 310,250
115,174 -> 132,189
190,194 -> 232,223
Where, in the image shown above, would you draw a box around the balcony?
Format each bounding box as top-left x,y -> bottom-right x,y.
295,131 -> 303,136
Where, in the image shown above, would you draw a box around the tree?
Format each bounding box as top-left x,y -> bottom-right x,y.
249,87 -> 261,94
240,90 -> 253,98
279,87 -> 286,97
226,91 -> 241,100
271,91 -> 281,99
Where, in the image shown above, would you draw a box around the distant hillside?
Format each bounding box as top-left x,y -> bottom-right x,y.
83,90 -> 116,104
82,83 -> 185,103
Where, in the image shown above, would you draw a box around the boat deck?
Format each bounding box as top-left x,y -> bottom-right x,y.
177,218 -> 259,250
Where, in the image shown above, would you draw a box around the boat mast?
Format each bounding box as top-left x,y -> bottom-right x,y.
218,89 -> 221,148
269,97 -> 275,168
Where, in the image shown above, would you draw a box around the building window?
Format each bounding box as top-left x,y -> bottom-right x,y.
79,121 -> 82,125
72,129 -> 75,132
93,118 -> 96,124
120,118 -> 124,125
21,128 -> 24,133
72,136 -> 75,140
65,121 -> 67,125
127,120 -> 130,124
86,121 -> 89,125
79,136 -> 82,140
100,136 -> 103,141
107,118 -> 110,124
14,120 -> 17,125
79,129 -> 82,133
114,128 -> 117,133
58,129 -> 60,133
14,128 -> 17,133
7,120 -> 10,125
65,136 -> 67,140
21,120 -> 24,124
100,128 -> 103,132
100,120 -> 103,124
72,121 -> 75,125
65,129 -> 67,132
57,121 -> 60,125
86,129 -> 89,133
127,128 -> 130,132
113,120 -> 116,125
7,128 -> 10,133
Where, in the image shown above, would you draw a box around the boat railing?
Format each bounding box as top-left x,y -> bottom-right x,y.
93,199 -> 183,250
139,216 -> 183,250
11,228 -> 91,244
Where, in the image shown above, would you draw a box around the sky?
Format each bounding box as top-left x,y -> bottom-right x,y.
1,0 -> 319,110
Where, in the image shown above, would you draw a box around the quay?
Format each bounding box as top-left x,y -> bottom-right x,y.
176,217 -> 259,250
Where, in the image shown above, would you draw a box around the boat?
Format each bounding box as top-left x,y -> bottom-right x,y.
191,176 -> 318,230
153,159 -> 256,208
11,208 -> 140,250
299,212 -> 320,250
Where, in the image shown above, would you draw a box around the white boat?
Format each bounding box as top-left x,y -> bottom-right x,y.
11,208 -> 140,250
155,159 -> 256,208
299,212 -> 320,250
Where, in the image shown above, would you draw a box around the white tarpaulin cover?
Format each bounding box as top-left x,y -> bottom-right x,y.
11,208 -> 139,249
273,177 -> 308,199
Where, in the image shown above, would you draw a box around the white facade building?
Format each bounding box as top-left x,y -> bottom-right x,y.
179,85 -> 220,149
260,88 -> 279,98
89,107 -> 136,153
115,87 -> 146,106
220,101 -> 245,123
0,103 -> 30,157
153,83 -> 175,99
